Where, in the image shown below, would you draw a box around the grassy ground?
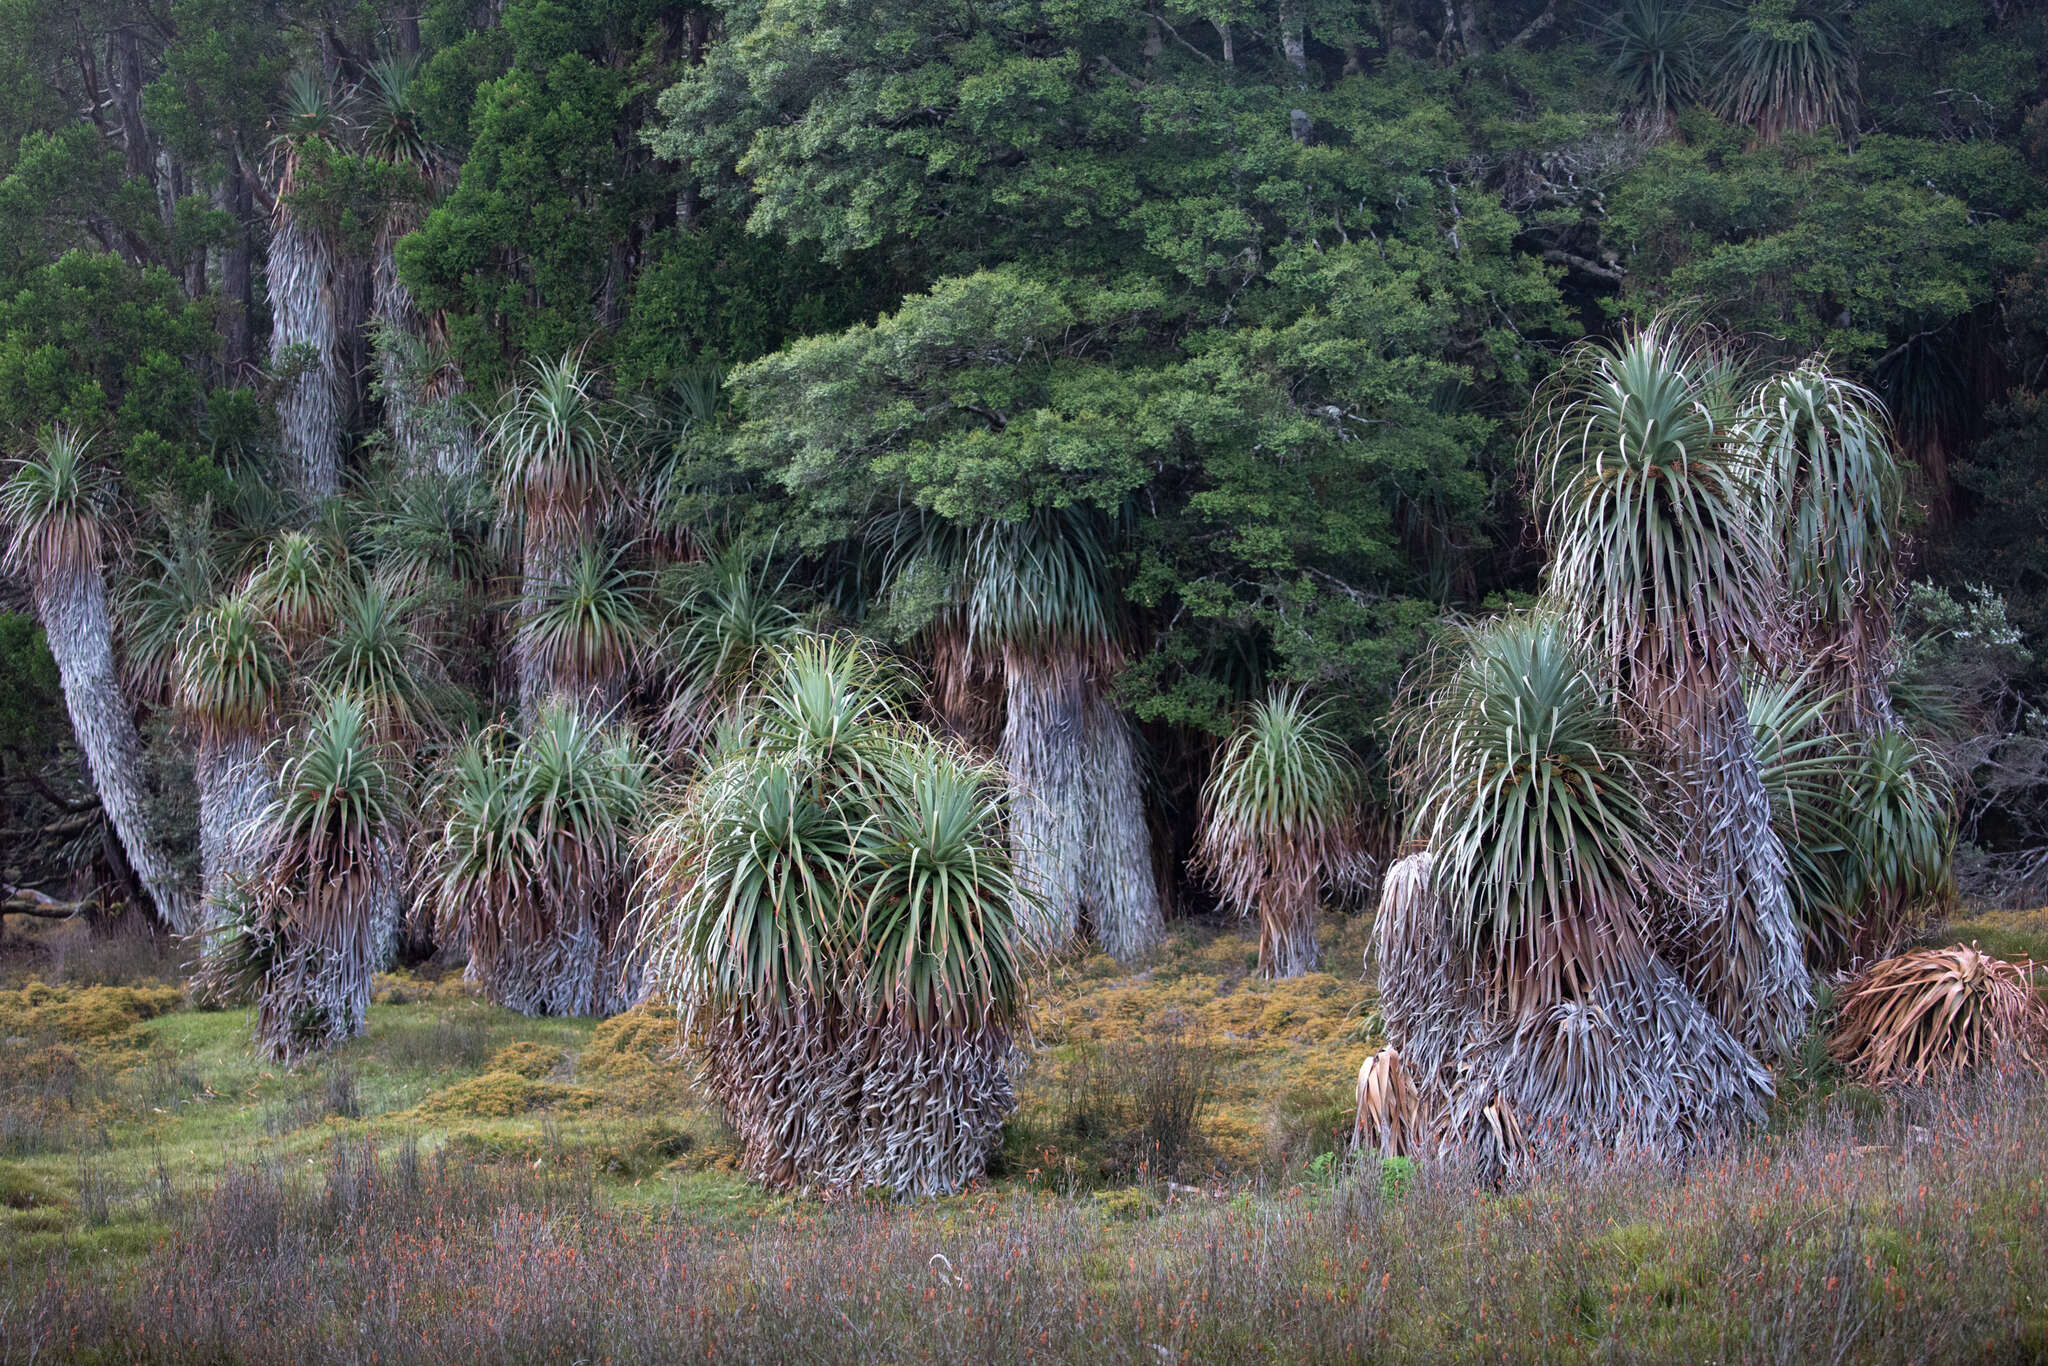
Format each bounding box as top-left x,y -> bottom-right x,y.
2,909 -> 2046,1364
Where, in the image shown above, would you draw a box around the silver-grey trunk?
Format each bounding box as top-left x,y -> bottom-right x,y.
37,568 -> 193,929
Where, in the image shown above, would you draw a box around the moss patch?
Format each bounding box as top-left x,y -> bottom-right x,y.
414,1070 -> 600,1120
1942,908 -> 2048,965
575,1001 -> 692,1113
487,1041 -> 565,1079
1016,916 -> 1377,1180
0,981 -> 183,1040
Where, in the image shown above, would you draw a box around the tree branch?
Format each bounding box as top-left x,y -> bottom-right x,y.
1542,248 -> 1626,285
1508,0 -> 1559,49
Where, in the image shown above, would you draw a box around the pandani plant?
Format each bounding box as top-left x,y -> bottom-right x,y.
889,508 -> 1162,960
266,70 -> 349,498
1715,0 -> 1858,143
513,541 -> 649,716
484,351 -> 623,717
638,633 -> 1030,1196
418,702 -> 650,1015
203,692 -> 400,1060
1368,610 -> 1770,1176
360,53 -> 472,477
1754,365 -> 1900,729
0,427 -> 193,929
1193,687 -> 1368,978
1531,317 -> 1809,1051
654,548 -> 802,751
247,527 -> 345,656
1748,677 -> 1954,969
1601,0 -> 1701,131
175,589 -> 287,933
119,509 -> 222,707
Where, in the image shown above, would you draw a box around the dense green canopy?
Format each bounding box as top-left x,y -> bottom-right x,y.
0,0 -> 2042,937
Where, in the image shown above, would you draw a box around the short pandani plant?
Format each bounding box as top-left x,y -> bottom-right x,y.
1195,687 -> 1369,978
638,633 -> 1031,1197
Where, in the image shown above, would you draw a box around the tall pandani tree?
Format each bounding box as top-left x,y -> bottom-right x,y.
1194,688 -> 1368,978
1531,319 -> 1809,1052
897,510 -> 1163,961
1750,677 -> 1955,970
175,590 -> 286,933
515,542 -> 649,718
248,528 -> 346,656
363,54 -> 474,476
419,703 -> 650,1015
1755,365 -> 1901,729
266,71 -> 349,499
205,692 -> 401,1060
0,428 -> 193,929
656,549 -> 802,750
483,352 -> 623,717
1368,612 -> 1771,1174
1601,0 -> 1702,133
639,634 -> 1029,1196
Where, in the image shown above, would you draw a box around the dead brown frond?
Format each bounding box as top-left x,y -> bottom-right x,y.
1352,1047 -> 1420,1158
1829,944 -> 2048,1087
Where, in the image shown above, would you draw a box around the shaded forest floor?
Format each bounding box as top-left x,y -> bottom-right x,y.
1,908 -> 2046,1364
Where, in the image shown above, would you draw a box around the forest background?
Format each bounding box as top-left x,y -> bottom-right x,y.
2,0 -> 2047,920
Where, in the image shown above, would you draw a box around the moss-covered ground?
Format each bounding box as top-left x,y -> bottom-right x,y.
3,909 -> 2046,1364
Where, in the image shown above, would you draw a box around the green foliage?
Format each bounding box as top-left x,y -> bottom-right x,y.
1398,610 -> 1673,972
1195,687 -> 1367,974
176,589 -> 285,744
1602,0 -> 1702,122
0,254 -> 222,501
0,426 -> 112,585
642,634 -> 1027,1030
1715,0 -> 1859,142
0,612 -> 62,756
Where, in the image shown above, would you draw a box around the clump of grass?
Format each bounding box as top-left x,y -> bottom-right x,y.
263,1065 -> 364,1135
382,1009 -> 494,1071
1054,1023 -> 1219,1182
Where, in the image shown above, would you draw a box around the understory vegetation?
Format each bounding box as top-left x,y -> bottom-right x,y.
3,915 -> 2048,1365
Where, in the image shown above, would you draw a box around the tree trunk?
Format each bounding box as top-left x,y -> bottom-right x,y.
1002,652 -> 1163,960
1258,885 -> 1320,978
217,161 -> 256,378
35,567 -> 192,931
267,207 -> 343,497
195,733 -> 270,924
1278,0 -> 1308,76
516,535 -> 567,722
1640,660 -> 1810,1052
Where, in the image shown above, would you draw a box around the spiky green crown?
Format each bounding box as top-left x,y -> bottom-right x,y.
1,427 -> 112,588
1398,611 -> 1676,972
487,353 -> 620,543
177,591 -> 286,745
1196,687 -> 1364,914
1533,320 -> 1784,683
640,633 -> 1028,1032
